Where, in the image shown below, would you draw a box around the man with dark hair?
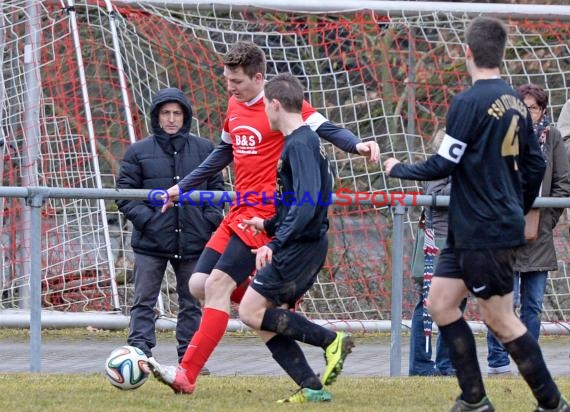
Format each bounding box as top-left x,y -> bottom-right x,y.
116,87 -> 224,370
236,73 -> 352,403
149,41 -> 375,395
385,17 -> 568,412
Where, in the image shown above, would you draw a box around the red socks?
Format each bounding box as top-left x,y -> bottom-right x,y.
180,307 -> 229,384
230,276 -> 251,304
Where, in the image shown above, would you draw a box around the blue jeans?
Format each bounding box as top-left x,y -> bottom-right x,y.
409,284 -> 467,376
486,270 -> 547,368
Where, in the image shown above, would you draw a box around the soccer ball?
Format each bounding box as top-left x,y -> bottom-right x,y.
104,345 -> 150,390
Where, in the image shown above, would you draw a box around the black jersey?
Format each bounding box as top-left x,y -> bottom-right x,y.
391,79 -> 545,249
264,125 -> 332,251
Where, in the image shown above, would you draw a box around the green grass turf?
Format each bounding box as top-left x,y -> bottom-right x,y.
0,374 -> 569,412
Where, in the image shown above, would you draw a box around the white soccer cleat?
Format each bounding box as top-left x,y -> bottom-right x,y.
147,358 -> 195,394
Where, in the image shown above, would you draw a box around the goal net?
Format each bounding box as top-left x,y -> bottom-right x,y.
1,1 -> 569,330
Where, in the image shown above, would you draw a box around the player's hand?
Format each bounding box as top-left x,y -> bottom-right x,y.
243,217 -> 265,235
356,141 -> 380,163
251,245 -> 273,270
383,158 -> 401,176
161,184 -> 181,213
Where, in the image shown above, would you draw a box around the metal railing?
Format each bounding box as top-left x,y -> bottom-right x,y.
1,186 -> 569,374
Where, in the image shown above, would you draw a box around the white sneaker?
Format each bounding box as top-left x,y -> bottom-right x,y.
488,365 -> 512,375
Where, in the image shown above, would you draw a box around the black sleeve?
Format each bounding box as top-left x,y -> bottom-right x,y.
391,97 -> 465,182
202,150 -> 226,229
115,145 -> 155,231
267,143 -> 320,251
316,121 -> 360,154
178,141 -> 233,191
390,154 -> 456,181
520,119 -> 546,214
263,215 -> 279,237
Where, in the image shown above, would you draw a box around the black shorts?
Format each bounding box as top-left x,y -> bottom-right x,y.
251,236 -> 328,307
435,246 -> 515,299
194,235 -> 255,286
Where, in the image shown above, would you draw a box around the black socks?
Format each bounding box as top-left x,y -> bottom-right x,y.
265,334 -> 322,390
261,307 -> 336,348
504,331 -> 560,409
439,317 -> 486,404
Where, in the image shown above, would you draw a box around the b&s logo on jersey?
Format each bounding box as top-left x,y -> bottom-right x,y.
232,125 -> 263,155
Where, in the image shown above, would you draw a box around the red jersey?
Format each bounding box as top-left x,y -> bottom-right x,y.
221,91 -> 326,218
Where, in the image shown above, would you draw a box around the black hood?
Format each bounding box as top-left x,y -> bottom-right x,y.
149,88 -> 193,136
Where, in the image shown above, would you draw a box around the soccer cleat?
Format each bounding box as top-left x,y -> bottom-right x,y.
535,396 -> 570,412
450,396 -> 495,412
276,388 -> 332,404
147,358 -> 195,395
322,332 -> 355,386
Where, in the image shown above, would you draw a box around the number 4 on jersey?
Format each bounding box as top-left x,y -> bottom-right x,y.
501,115 -> 520,169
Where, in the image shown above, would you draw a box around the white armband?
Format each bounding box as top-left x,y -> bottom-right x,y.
437,133 -> 467,164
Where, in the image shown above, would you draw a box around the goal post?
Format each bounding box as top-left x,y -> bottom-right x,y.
0,1 -> 569,333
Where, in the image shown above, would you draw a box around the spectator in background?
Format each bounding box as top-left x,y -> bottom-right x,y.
409,129 -> 467,377
486,83 -> 570,375
557,98 -> 570,242
116,88 -> 224,371
557,98 -> 570,144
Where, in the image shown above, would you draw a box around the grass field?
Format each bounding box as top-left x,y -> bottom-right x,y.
1,373 -> 569,412
1,329 -> 569,411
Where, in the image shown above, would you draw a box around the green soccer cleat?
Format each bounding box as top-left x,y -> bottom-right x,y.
322,332 -> 355,386
450,396 -> 495,412
277,388 -> 332,404
535,396 -> 570,412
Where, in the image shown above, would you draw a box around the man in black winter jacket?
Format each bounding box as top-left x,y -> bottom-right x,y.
117,88 -> 224,367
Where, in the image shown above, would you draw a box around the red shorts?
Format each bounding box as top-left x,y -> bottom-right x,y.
206,207 -> 273,254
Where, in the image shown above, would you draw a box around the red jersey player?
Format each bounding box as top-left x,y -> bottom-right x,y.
149,41 -> 379,395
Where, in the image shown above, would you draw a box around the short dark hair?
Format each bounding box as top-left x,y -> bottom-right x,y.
264,73 -> 304,113
465,16 -> 507,69
517,83 -> 548,110
223,41 -> 266,79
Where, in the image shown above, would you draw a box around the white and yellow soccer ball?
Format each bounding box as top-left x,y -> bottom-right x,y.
104,345 -> 150,390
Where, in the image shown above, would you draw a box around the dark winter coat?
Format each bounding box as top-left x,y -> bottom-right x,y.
514,126 -> 570,272
116,88 -> 224,259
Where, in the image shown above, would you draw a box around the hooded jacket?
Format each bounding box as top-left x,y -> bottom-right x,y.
116,88 -> 224,259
